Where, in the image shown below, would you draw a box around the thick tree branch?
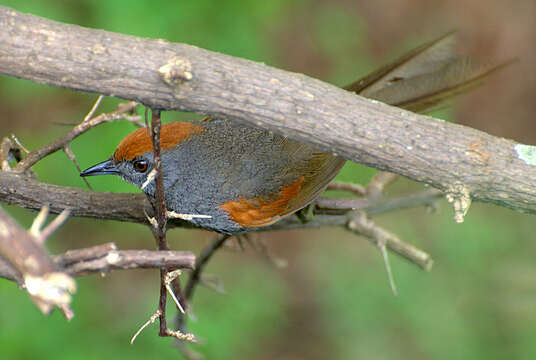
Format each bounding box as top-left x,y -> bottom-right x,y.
0,171 -> 438,269
0,6 -> 535,217
0,171 -> 439,228
0,170 -> 154,224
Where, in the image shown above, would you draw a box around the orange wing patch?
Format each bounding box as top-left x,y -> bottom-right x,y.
113,122 -> 203,161
220,177 -> 305,228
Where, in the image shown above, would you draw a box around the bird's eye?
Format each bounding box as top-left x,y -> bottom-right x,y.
133,160 -> 148,173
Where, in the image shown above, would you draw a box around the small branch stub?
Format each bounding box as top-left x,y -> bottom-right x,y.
445,182 -> 472,223
158,56 -> 193,87
25,272 -> 76,319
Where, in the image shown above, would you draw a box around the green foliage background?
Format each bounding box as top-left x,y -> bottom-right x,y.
1,1 -> 535,359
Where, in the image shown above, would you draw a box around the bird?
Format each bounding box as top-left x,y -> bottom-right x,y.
81,33 -> 506,234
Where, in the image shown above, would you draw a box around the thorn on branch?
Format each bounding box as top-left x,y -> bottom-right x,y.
130,309 -> 197,345
347,211 -> 398,294
144,211 -> 159,229
141,168 -> 157,191
346,210 -> 433,271
165,269 -> 186,314
131,309 -> 161,344
82,95 -> 104,122
10,134 -> 30,155
164,328 -> 197,343
167,211 -> 212,221
379,243 -> 398,296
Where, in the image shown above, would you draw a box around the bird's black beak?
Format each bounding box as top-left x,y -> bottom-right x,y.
80,159 -> 120,177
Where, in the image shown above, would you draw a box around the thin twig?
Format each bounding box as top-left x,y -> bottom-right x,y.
379,244 -> 398,296
63,144 -> 92,189
147,108 -> 187,339
28,205 -> 71,246
326,182 -> 366,196
83,95 -> 104,122
29,205 -> 50,238
241,233 -> 287,268
37,209 -> 71,245
10,134 -> 30,154
0,244 -> 196,282
148,108 -> 169,333
13,101 -> 139,172
165,270 -> 186,314
61,249 -> 195,277
314,188 -> 442,214
315,198 -> 370,211
184,234 -> 231,301
366,172 -> 400,199
131,309 -> 161,344
346,211 -> 433,271
176,234 -> 230,355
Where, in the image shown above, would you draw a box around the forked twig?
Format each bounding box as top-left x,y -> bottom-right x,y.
346,211 -> 433,271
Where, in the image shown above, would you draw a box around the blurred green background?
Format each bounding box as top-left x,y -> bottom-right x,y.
1,0 -> 536,359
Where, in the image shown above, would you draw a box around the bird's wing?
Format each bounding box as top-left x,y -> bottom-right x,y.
344,31 -> 513,113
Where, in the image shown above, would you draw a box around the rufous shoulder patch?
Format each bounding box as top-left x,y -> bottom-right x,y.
113,122 -> 203,161
220,176 -> 305,228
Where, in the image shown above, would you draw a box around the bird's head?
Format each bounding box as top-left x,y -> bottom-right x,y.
80,122 -> 203,193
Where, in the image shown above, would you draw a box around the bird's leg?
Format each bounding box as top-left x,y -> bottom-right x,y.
295,203 -> 315,223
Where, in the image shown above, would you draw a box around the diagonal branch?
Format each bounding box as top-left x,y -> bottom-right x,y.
1,6 -> 535,217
